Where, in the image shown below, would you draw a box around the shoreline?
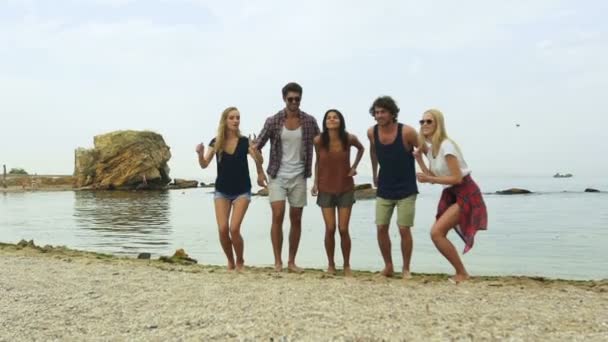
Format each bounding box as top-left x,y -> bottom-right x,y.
1,241 -> 607,340
2,240 -> 606,285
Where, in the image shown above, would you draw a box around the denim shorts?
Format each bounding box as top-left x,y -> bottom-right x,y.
214,190 -> 251,202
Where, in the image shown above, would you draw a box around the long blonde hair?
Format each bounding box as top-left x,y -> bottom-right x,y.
417,108 -> 462,157
215,106 -> 241,161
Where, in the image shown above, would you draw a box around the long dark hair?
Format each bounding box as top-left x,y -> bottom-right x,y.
321,109 -> 349,151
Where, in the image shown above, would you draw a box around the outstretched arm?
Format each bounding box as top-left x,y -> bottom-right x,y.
367,127 -> 378,187
253,118 -> 272,151
196,143 -> 215,169
311,135 -> 320,196
348,134 -> 365,177
248,137 -> 268,187
414,142 -> 434,176
417,155 -> 463,185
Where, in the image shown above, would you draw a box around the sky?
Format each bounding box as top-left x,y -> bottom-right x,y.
1,0 -> 607,181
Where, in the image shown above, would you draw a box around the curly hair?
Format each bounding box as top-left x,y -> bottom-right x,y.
369,96 -> 399,122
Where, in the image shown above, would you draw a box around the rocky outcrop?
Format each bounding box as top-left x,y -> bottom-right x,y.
159,248 -> 197,264
167,179 -> 199,189
496,188 -> 533,195
354,183 -> 376,200
74,130 -> 171,190
585,188 -> 600,193
255,188 -> 269,197
354,183 -> 372,191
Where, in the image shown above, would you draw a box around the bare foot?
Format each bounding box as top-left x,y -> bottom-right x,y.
227,262 -> 236,271
449,273 -> 470,284
326,265 -> 337,275
274,263 -> 283,272
343,266 -> 353,277
236,263 -> 245,272
402,270 -> 412,280
287,263 -> 304,273
380,266 -> 394,277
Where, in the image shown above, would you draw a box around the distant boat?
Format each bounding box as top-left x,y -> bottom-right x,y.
553,173 -> 573,178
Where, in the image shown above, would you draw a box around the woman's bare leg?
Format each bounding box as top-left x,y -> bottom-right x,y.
337,206 -> 352,276
214,198 -> 235,270
229,197 -> 250,272
430,203 -> 469,283
321,207 -> 337,274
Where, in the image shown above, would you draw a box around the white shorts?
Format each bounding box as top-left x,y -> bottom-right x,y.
268,175 -> 307,207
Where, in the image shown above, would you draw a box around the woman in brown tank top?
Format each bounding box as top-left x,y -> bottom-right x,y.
312,109 -> 364,276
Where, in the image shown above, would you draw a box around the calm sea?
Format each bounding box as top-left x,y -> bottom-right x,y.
1,175 -> 606,280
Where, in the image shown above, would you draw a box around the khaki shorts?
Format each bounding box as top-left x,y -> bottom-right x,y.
316,191 -> 355,208
268,175 -> 307,207
375,194 -> 417,227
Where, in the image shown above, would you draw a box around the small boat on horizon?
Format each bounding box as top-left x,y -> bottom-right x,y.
553,173 -> 573,178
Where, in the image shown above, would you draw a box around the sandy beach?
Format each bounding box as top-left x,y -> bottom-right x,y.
0,242 -> 606,341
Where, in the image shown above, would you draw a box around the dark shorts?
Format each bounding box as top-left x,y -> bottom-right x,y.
214,190 -> 251,202
316,191 -> 356,208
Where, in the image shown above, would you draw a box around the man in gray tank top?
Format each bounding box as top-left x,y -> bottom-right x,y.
367,96 -> 419,279
254,82 -> 320,272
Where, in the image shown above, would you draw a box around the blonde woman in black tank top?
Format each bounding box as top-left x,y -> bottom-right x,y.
196,107 -> 264,272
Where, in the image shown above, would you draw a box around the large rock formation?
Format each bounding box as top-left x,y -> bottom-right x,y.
74,130 -> 171,190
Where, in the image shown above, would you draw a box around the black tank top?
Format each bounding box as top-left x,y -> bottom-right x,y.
374,124 -> 418,199
209,137 -> 252,195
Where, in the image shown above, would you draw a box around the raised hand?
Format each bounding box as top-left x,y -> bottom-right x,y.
196,142 -> 205,155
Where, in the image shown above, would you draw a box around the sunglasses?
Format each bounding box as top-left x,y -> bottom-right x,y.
286,96 -> 301,103
419,119 -> 434,125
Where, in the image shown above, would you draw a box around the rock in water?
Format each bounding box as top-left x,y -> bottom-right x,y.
584,188 -> 600,193
495,188 -> 533,195
74,130 -> 172,189
137,253 -> 151,260
168,179 -> 199,189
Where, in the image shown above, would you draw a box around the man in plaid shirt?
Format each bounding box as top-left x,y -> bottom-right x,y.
254,82 -> 320,272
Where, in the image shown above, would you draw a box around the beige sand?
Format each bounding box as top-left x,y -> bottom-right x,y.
0,243 -> 606,341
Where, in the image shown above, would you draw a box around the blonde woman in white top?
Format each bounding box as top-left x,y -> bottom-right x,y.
414,109 -> 488,283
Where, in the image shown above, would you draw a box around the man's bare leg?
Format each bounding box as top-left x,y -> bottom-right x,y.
287,206 -> 304,273
377,224 -> 394,277
399,226 -> 413,279
270,201 -> 286,271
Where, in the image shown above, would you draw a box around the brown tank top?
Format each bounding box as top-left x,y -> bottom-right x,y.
318,147 -> 354,194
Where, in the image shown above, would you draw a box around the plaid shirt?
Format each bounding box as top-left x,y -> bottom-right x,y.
255,109 -> 320,179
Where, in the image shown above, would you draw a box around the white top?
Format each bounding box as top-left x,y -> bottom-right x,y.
426,139 -> 471,188
277,126 -> 304,178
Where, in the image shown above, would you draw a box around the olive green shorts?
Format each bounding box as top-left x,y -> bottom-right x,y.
316,191 -> 356,208
375,194 -> 417,227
